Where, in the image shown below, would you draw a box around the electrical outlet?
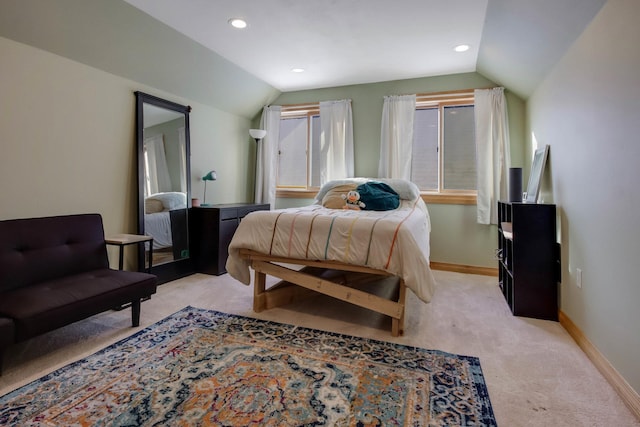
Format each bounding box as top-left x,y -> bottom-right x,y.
576,268 -> 583,288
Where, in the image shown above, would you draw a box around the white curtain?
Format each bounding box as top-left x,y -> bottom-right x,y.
475,87 -> 511,225
255,105 -> 281,206
319,99 -> 354,184
378,94 -> 416,179
178,127 -> 187,193
143,134 -> 171,197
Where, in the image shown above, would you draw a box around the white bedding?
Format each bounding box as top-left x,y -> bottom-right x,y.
227,182 -> 436,303
144,211 -> 172,249
144,192 -> 187,250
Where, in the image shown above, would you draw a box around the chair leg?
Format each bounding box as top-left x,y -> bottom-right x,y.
131,299 -> 141,327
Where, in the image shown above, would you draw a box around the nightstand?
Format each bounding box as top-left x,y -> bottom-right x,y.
190,203 -> 270,275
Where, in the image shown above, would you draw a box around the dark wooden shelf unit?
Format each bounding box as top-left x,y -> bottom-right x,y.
190,203 -> 270,275
498,201 -> 559,321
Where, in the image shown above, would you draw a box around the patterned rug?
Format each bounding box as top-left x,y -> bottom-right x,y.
0,307 -> 496,426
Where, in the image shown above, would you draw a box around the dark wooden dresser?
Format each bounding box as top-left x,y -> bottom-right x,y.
190,203 -> 270,275
497,201 -> 560,320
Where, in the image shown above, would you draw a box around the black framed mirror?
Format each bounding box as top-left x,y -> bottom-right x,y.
135,91 -> 193,284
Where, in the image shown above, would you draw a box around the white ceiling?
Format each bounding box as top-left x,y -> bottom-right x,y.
123,0 -> 606,97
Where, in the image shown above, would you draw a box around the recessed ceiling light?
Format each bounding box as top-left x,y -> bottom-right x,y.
454,44 -> 470,52
228,18 -> 247,29
291,68 -> 305,73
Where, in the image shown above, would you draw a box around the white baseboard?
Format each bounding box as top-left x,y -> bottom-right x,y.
559,310 -> 640,420
430,261 -> 498,277
430,263 -> 639,420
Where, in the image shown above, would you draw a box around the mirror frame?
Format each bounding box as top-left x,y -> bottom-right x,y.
135,91 -> 193,284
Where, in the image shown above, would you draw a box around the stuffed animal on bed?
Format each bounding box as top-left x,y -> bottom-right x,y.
342,190 -> 366,210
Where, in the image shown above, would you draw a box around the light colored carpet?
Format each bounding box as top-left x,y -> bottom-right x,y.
1,270 -> 638,426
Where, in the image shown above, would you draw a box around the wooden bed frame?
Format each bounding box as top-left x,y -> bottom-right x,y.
238,249 -> 407,336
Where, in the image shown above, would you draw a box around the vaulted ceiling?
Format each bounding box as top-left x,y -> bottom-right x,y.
0,0 -> 607,117
124,0 -> 607,99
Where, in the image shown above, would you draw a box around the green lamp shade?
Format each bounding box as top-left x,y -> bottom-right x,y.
202,170 -> 217,181
201,170 -> 217,206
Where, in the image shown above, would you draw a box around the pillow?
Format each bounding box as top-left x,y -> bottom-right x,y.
321,183 -> 357,209
145,198 -> 164,214
147,192 -> 187,210
377,178 -> 420,201
356,182 -> 400,211
314,178 -> 370,204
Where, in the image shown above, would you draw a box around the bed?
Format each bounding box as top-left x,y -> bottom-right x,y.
226,178 -> 436,336
144,211 -> 173,249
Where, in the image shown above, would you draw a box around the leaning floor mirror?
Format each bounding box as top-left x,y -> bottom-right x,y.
525,144 -> 549,203
135,91 -> 193,284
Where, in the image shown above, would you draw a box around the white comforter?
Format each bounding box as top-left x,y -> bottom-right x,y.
144,211 -> 172,249
226,196 -> 436,303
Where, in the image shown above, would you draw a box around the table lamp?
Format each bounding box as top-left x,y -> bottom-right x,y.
202,170 -> 217,206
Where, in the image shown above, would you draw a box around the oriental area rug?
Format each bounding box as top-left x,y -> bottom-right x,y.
0,307 -> 496,426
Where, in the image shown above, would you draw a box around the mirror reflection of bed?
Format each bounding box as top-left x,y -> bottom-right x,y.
144,192 -> 188,266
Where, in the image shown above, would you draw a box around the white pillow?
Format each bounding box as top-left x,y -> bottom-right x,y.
321,183 -> 357,209
314,178 -> 370,204
148,192 -> 187,210
377,178 -> 420,201
314,178 -> 420,203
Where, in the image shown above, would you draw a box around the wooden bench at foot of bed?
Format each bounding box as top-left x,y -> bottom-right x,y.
238,249 -> 407,336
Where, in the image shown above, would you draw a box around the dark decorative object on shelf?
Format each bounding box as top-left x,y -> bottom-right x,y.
508,167 -> 522,202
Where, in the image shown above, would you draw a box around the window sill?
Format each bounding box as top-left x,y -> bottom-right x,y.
421,192 -> 477,205
276,189 -> 318,199
276,189 -> 477,205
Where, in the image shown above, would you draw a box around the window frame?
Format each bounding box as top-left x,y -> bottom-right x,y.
276,104 -> 321,198
274,92 -> 479,205
414,92 -> 477,205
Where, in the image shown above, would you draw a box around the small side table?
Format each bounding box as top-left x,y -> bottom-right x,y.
105,234 -> 154,273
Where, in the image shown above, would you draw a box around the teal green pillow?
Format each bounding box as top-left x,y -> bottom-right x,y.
356,182 -> 400,211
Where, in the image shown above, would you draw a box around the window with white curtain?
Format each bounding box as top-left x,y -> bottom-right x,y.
276,105 -> 321,189
143,134 -> 171,197
412,93 -> 476,193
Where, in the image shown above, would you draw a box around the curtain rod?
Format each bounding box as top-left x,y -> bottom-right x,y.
280,103 -> 320,110
416,86 -> 500,98
278,99 -> 352,110
276,87 -> 500,109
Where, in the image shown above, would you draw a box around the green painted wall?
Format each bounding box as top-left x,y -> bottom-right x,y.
0,36 -> 255,255
527,0 -> 640,395
272,73 -> 526,268
0,1 -> 280,269
0,1 -> 528,270
1,0 -> 636,402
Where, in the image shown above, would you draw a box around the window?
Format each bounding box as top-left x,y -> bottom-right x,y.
275,95 -> 475,203
412,93 -> 476,198
277,105 -> 320,191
